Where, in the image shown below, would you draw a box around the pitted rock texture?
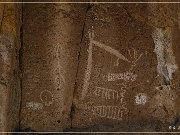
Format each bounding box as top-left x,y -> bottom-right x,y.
0,3 -> 21,132
0,2 -> 180,133
20,3 -> 88,131
72,3 -> 157,128
71,3 -> 180,132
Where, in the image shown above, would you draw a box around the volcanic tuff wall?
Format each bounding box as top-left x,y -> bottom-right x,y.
0,1 -> 180,132
72,3 -> 180,132
20,3 -> 88,131
0,2 -> 21,132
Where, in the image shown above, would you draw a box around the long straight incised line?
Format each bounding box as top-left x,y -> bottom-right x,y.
82,31 -> 130,99
81,32 -> 93,99
92,40 -> 130,63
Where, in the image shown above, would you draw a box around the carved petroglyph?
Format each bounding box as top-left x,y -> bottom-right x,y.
91,105 -> 127,120
54,45 -> 65,91
54,67 -> 65,89
129,48 -> 143,64
82,28 -> 145,99
83,100 -> 127,120
82,28 -> 133,99
107,71 -> 137,82
82,31 -> 93,99
93,87 -> 126,100
128,48 -> 143,71
135,93 -> 147,105
92,40 -> 130,63
40,90 -> 54,106
26,102 -> 43,110
81,27 -> 146,121
114,58 -> 120,67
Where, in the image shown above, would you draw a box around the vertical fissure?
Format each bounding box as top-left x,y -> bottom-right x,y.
69,4 -> 94,128
18,2 -> 24,131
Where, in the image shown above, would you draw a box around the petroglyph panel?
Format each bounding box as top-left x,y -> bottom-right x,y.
20,4 -> 88,132
93,87 -> 126,100
16,3 -> 180,132
72,3 -> 162,129
0,2 -> 178,133
91,105 -> 127,121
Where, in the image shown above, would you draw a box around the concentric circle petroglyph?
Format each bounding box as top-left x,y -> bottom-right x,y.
40,90 -> 54,106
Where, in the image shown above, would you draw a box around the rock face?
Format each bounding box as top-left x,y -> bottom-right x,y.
20,3 -> 88,131
0,2 -> 180,132
72,3 -> 155,129
72,3 -> 180,132
0,3 -> 21,132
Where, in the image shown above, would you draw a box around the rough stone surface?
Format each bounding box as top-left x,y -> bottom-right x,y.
20,3 -> 88,132
0,2 -> 180,133
71,3 -> 180,132
0,3 -> 21,132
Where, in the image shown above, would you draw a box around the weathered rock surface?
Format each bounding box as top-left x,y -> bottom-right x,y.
0,3 -> 21,132
20,3 -> 88,132
72,3 -> 180,132
0,1 -> 180,133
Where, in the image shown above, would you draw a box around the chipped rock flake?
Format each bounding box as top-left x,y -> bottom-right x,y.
135,93 -> 147,105
152,27 -> 178,83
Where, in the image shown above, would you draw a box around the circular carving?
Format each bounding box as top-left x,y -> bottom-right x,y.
40,90 -> 54,106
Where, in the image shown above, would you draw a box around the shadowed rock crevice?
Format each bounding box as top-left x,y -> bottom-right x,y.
18,3 -> 24,131
70,3 -> 94,129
